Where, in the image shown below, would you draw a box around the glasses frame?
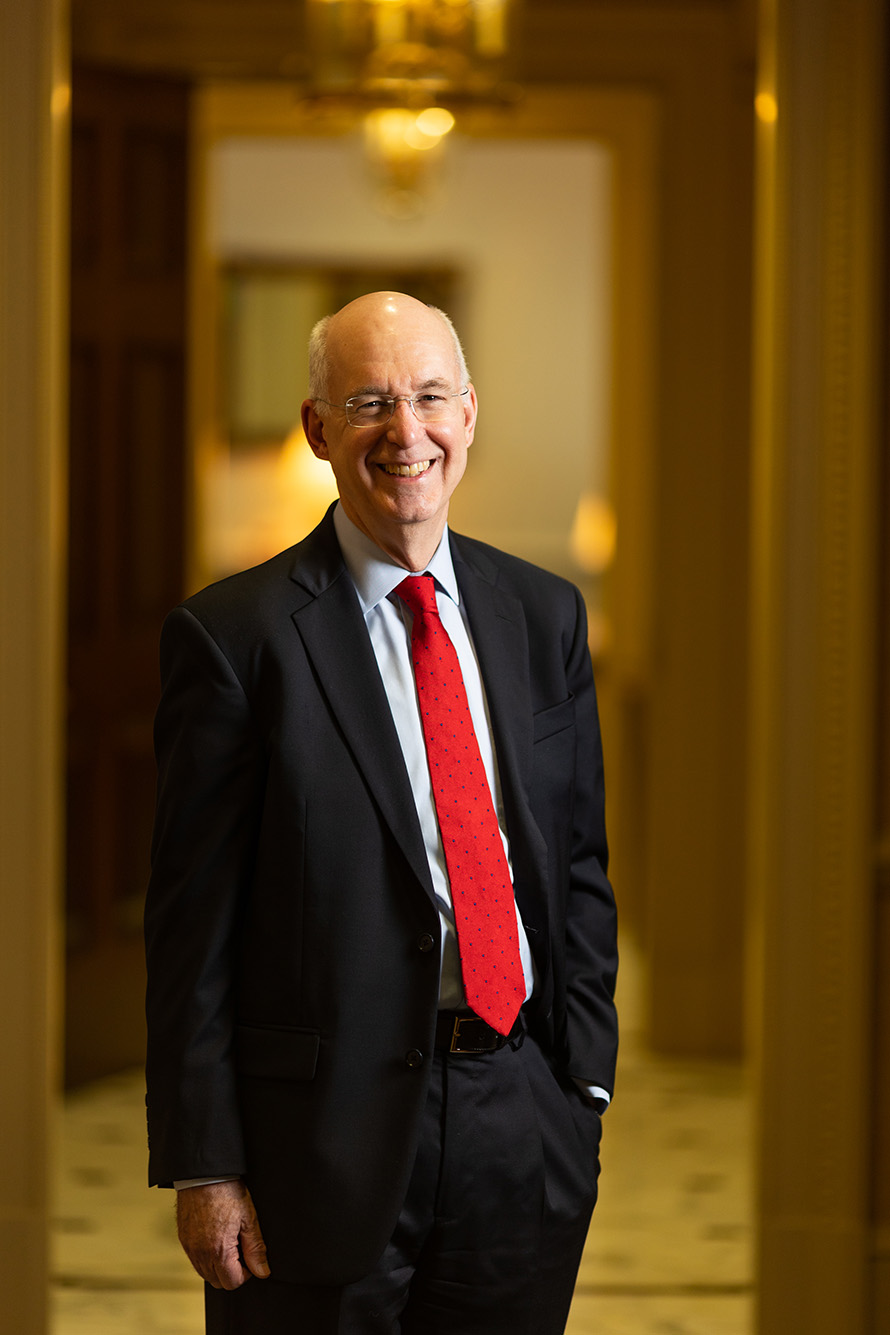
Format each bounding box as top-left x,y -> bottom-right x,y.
315,386 -> 470,428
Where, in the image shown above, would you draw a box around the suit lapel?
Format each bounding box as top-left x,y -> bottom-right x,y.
451,538 -> 550,928
287,513 -> 435,902
451,545 -> 533,794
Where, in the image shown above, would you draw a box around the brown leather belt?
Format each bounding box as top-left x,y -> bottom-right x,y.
434,1010 -> 525,1054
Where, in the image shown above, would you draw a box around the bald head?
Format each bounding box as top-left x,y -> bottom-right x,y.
300,288 -> 477,569
308,292 -> 470,405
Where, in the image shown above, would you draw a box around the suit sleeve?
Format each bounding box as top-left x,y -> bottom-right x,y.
144,604 -> 264,1186
563,585 -> 619,1095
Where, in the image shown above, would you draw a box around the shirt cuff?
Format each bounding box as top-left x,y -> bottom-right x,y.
572,1079 -> 611,1111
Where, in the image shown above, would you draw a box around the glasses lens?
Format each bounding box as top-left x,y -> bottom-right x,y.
413,394 -> 457,421
345,396 -> 392,426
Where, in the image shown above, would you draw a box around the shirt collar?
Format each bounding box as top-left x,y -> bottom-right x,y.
332,502 -> 460,615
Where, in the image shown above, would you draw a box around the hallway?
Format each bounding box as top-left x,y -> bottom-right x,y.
52,938 -> 753,1333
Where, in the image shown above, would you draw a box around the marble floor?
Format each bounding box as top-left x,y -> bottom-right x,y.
52,938 -> 753,1333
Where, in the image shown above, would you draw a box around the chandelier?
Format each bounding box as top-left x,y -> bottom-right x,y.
302,0 -> 520,211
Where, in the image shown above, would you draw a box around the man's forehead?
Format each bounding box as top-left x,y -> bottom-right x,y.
333,308 -> 446,349
328,323 -> 459,389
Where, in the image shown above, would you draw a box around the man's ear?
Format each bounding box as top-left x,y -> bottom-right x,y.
301,400 -> 329,459
463,383 -> 478,448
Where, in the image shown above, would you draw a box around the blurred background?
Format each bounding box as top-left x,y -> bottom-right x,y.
1,0 -> 888,1331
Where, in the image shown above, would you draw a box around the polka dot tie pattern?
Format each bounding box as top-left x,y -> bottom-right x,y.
396,575 -> 525,1036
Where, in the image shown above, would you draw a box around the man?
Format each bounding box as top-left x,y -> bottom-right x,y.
145,292 -> 618,1334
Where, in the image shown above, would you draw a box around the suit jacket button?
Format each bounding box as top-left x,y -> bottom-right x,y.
417,933 -> 435,953
405,1049 -> 424,1069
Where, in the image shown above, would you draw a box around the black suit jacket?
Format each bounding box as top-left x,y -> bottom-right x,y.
145,508 -> 618,1285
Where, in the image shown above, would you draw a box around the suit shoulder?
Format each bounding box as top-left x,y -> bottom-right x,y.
451,532 -> 582,608
176,544 -> 302,628
171,511 -> 343,638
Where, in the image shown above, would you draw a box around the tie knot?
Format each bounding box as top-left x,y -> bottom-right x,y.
396,574 -> 439,620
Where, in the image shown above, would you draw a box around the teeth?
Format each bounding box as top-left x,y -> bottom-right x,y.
382,460 -> 431,477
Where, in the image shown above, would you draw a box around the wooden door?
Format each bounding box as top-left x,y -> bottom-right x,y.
66,66 -> 189,1084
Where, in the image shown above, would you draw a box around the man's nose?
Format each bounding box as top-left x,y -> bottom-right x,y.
385,398 -> 423,441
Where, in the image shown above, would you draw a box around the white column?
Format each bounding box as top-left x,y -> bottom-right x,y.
0,0 -> 68,1329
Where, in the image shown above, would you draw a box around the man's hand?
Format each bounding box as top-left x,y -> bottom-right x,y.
176,1179 -> 271,1290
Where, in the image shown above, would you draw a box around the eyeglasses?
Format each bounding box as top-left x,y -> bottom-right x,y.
316,387 -> 469,428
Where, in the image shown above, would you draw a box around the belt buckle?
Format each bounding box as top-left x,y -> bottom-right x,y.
449,1015 -> 497,1054
449,1016 -> 474,1053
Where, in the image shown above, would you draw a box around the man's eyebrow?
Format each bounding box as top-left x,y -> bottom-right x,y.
345,377 -> 455,398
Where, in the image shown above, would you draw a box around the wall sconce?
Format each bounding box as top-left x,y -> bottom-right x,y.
570,491 -> 617,576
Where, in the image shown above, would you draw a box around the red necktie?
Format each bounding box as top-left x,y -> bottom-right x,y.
396,575 -> 525,1036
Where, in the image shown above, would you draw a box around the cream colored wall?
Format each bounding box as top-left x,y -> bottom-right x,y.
0,0 -> 68,1330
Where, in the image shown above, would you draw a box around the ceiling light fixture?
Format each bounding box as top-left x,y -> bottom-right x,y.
302,0 -> 520,214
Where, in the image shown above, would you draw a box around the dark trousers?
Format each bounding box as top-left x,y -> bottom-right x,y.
204,1033 -> 602,1335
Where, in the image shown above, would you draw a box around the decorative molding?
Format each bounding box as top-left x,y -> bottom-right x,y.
70,1 -> 754,82
750,0 -> 883,1326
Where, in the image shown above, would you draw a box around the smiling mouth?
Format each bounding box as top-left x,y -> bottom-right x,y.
379,460 -> 432,477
